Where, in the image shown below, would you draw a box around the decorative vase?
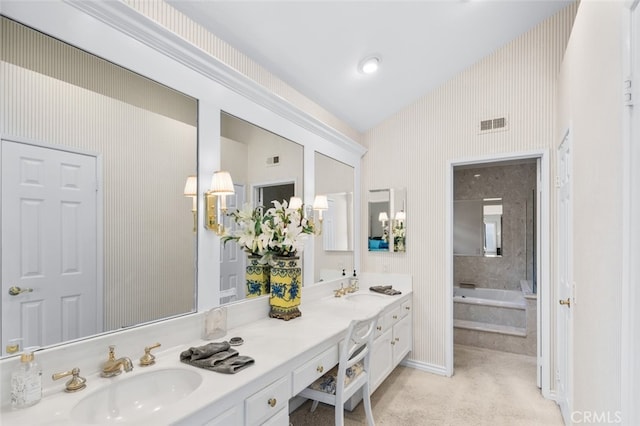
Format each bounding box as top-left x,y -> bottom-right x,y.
246,255 -> 270,298
269,256 -> 302,321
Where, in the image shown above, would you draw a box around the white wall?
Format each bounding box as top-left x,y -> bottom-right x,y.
361,4 -> 577,378
557,0 -> 625,419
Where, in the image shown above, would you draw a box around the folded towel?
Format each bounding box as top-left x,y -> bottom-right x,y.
183,349 -> 239,369
212,356 -> 255,374
369,285 -> 402,296
180,341 -> 231,361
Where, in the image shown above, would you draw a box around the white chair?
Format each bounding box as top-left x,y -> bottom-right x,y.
298,312 -> 379,426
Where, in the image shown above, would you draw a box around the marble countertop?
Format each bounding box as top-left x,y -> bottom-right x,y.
1,282 -> 412,425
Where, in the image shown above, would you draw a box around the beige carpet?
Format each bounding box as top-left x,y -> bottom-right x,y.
289,345 -> 564,426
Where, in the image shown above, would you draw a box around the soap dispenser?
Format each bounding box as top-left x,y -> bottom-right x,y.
10,349 -> 42,409
350,269 -> 359,291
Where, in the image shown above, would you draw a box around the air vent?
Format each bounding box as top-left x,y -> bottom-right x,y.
479,115 -> 509,134
266,155 -> 280,166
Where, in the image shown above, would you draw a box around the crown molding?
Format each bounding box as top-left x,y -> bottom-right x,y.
64,0 -> 366,158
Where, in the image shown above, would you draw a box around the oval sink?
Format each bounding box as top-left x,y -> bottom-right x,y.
345,293 -> 387,303
71,368 -> 202,424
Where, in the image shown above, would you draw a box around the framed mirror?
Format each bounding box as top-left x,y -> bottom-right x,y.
368,190 -> 390,251
368,188 -> 406,253
314,152 -> 354,282
453,198 -> 503,257
1,17 -> 197,357
219,112 -> 304,304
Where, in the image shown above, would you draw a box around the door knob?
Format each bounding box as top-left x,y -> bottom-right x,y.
559,298 -> 571,308
8,286 -> 33,296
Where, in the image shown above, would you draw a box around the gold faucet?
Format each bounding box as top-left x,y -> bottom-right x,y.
52,367 -> 86,392
139,342 -> 161,366
334,283 -> 347,297
101,345 -> 133,377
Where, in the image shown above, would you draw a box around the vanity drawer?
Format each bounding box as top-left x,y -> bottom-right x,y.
291,344 -> 339,395
400,299 -> 412,319
388,306 -> 402,326
245,376 -> 290,426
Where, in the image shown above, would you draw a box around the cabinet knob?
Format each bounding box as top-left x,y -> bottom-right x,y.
405,306 -> 411,310
395,337 -> 400,342
391,341 -> 396,346
376,326 -> 382,331
268,398 -> 277,407
392,315 -> 398,320
316,365 -> 324,373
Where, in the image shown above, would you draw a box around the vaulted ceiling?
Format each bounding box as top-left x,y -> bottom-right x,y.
168,1 -> 572,133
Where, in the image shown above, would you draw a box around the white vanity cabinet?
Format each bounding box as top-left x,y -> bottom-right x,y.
203,405 -> 243,426
245,376 -> 291,426
371,297 -> 413,391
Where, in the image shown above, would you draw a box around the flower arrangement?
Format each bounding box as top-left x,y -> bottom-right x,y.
222,199 -> 316,262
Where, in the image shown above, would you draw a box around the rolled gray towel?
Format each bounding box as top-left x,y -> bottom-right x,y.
188,349 -> 239,368
212,355 -> 255,374
180,341 -> 231,361
369,285 -> 401,295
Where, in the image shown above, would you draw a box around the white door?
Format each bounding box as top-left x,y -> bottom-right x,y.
556,132 -> 573,422
2,140 -> 98,355
219,183 -> 245,304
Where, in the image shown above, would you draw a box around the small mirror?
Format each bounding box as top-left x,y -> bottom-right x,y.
368,188 -> 406,252
483,198 -> 503,257
368,190 -> 390,251
453,198 -> 503,257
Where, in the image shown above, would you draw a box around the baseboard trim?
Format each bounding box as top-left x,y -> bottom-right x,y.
401,358 -> 449,377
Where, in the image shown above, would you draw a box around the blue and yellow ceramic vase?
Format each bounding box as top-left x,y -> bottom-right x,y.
269,256 -> 302,320
246,256 -> 270,298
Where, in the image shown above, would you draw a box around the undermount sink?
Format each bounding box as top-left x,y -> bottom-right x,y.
345,293 -> 387,303
71,368 -> 202,424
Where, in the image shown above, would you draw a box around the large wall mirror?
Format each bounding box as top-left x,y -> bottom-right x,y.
367,188 -> 406,253
314,152 -> 354,281
0,17 -> 197,357
219,112 -> 304,304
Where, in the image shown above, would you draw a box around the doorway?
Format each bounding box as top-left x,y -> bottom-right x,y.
255,182 -> 295,209
1,138 -> 101,355
447,150 -> 550,397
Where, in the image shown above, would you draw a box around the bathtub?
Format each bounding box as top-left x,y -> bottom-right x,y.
453,287 -> 526,310
453,286 -> 527,336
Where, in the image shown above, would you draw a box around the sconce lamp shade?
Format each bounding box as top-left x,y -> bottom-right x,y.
378,212 -> 389,222
313,195 -> 329,211
183,176 -> 197,197
289,196 -> 303,210
394,211 -> 406,221
210,171 -> 235,195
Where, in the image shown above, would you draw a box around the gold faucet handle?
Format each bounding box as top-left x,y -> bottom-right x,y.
52,367 -> 87,392
140,342 -> 161,366
107,344 -> 116,360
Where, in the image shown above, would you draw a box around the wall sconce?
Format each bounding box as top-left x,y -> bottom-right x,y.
289,196 -> 303,210
205,171 -> 235,235
313,195 -> 329,222
183,176 -> 197,233
378,211 -> 389,228
394,210 -> 406,224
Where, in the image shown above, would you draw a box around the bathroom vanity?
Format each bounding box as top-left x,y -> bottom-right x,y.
0,274 -> 412,425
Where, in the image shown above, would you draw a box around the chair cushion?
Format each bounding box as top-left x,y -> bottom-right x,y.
308,361 -> 364,395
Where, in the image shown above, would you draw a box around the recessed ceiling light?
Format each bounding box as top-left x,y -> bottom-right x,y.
358,55 -> 381,74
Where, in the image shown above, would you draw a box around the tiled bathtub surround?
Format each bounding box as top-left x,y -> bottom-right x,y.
454,285 -> 537,356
